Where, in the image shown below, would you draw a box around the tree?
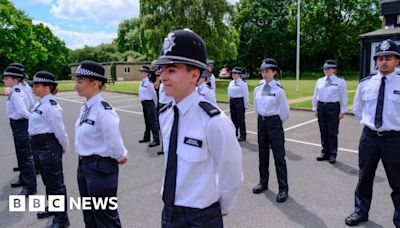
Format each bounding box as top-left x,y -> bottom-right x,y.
139,0 -> 239,64
68,43 -> 121,64
115,18 -> 142,53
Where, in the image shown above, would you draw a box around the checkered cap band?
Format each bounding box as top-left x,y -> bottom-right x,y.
4,72 -> 24,77
76,65 -> 104,78
33,76 -> 55,83
323,63 -> 337,68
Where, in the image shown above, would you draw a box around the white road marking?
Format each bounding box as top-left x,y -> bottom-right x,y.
114,104 -> 142,108
284,118 -> 318,131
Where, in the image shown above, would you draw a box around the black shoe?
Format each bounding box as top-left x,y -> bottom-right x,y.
276,191 -> 289,203
329,157 -> 336,164
13,167 -> 20,172
238,137 -> 246,142
316,155 -> 329,161
47,220 -> 70,228
252,183 -> 268,194
11,180 -> 25,188
157,151 -> 164,155
35,169 -> 40,175
37,208 -> 54,219
139,138 -> 150,143
149,141 -> 160,147
18,188 -> 37,197
345,212 -> 368,226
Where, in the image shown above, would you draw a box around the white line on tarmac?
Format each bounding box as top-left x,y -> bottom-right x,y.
56,97 -> 143,115
114,104 -> 142,108
107,98 -> 139,103
284,118 -> 318,131
246,130 -> 358,154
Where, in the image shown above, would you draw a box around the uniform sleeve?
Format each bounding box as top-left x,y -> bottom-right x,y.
98,109 -> 128,162
211,75 -> 216,91
10,92 -> 30,119
47,106 -> 69,151
340,79 -> 348,113
242,82 -> 249,108
312,81 -> 319,112
150,82 -> 158,105
207,116 -> 243,214
352,83 -> 363,120
278,89 -> 290,122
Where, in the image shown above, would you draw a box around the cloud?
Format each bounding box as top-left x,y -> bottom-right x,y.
31,0 -> 53,4
33,20 -> 116,49
50,0 -> 140,27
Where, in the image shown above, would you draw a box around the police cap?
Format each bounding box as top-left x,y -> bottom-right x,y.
33,71 -> 57,85
70,60 -> 107,84
374,39 -> 400,60
232,67 -> 243,74
260,58 -> 280,71
322,59 -> 337,69
2,66 -> 25,78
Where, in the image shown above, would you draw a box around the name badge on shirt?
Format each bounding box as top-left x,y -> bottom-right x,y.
184,137 -> 203,148
268,93 -> 276,96
394,90 -> 400,95
84,119 -> 95,125
330,83 -> 338,86
34,109 -> 43,115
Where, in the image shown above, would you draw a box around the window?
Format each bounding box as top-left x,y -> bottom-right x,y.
124,67 -> 130,74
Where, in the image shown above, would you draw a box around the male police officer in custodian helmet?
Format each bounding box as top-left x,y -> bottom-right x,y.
346,39 -> 400,226
154,28 -> 243,228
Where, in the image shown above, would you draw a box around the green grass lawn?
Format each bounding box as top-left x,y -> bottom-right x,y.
2,79 -> 359,111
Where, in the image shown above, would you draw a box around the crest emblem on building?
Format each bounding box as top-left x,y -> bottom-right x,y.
162,32 -> 176,55
380,40 -> 390,51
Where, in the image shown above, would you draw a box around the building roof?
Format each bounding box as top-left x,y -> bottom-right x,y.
359,27 -> 400,38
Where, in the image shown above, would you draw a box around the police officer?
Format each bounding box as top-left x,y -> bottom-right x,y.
312,60 -> 348,164
138,65 -> 160,147
252,58 -> 290,202
3,66 -> 37,196
28,72 -> 69,228
154,28 -> 243,227
227,67 -> 249,141
197,70 -> 217,105
206,59 -> 216,93
345,39 -> 400,227
72,60 -> 129,228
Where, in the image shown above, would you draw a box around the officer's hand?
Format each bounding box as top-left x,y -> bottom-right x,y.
222,213 -> 228,217
338,113 -> 345,120
119,155 -> 129,165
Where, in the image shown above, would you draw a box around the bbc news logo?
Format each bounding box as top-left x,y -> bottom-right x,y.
9,195 -> 118,212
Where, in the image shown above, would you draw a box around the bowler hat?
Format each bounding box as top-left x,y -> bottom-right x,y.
2,66 -> 25,78
33,71 -> 57,85
232,67 -> 243,74
374,39 -> 400,60
139,66 -> 151,72
322,60 -> 337,69
260,58 -> 280,71
154,29 -> 207,70
70,60 -> 107,84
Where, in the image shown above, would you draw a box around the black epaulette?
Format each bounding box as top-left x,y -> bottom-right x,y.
276,84 -> 284,89
255,83 -> 264,88
49,99 -> 57,105
14,88 -> 20,92
159,102 -> 172,114
199,101 -> 220,117
101,101 -> 112,110
360,75 -> 372,83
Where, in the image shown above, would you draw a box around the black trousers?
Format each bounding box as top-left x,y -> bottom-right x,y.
229,97 -> 246,138
257,115 -> 288,192
162,202 -> 223,228
141,100 -> 159,142
9,119 -> 36,190
77,156 -> 121,228
317,101 -> 340,159
30,133 -> 68,223
354,127 -> 400,227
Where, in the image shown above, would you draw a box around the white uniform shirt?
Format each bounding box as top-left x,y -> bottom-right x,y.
353,72 -> 400,131
28,94 -> 69,151
20,82 -> 35,111
312,75 -> 348,113
209,74 -> 216,93
254,80 -> 290,122
139,77 -> 157,104
227,78 -> 249,108
159,91 -> 243,214
6,84 -> 30,120
158,83 -> 173,105
75,94 -> 128,162
196,82 -> 217,105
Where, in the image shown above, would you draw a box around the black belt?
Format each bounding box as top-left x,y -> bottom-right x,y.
79,154 -> 105,161
230,97 -> 243,100
31,133 -> 55,139
366,127 -> 400,137
258,114 -> 279,120
165,201 -> 219,214
10,118 -> 28,121
318,101 -> 339,105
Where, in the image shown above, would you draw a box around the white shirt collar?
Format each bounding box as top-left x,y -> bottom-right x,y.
174,90 -> 198,115
85,93 -> 102,108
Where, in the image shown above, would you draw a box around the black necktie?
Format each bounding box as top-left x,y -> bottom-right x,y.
374,76 -> 386,129
162,106 -> 179,205
79,105 -> 90,126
